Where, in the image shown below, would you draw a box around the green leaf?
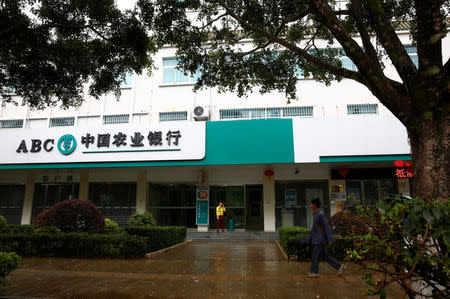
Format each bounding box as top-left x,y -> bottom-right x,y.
379,289 -> 387,299
423,209 -> 434,222
386,247 -> 392,257
432,208 -> 441,220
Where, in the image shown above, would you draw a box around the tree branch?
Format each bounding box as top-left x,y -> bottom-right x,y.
362,0 -> 417,82
349,0 -> 381,69
414,0 -> 444,70
211,0 -> 364,83
200,12 -> 229,30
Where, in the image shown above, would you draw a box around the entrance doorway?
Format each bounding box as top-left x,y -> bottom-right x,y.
245,185 -> 263,230
32,183 -> 79,219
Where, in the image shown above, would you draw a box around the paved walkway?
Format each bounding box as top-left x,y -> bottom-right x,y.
4,241 -> 404,298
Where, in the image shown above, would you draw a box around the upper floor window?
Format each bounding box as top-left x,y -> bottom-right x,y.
120,72 -> 133,88
162,58 -> 200,84
50,117 -> 75,127
296,49 -> 357,78
405,46 -> 418,68
103,114 -> 129,124
1,119 -> 23,128
347,104 -> 378,115
219,106 -> 314,120
159,111 -> 188,122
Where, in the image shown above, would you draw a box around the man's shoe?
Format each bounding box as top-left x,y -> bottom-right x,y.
338,263 -> 347,275
307,272 -> 320,278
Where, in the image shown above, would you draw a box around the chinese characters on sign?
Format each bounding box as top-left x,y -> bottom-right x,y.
394,160 -> 414,178
80,130 -> 181,149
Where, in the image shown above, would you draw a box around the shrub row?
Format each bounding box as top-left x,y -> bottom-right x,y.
125,226 -> 186,252
0,233 -> 148,258
0,225 -> 186,258
278,226 -> 354,261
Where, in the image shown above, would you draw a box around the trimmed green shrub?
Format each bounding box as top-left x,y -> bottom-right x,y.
125,226 -> 186,252
35,199 -> 105,233
34,226 -> 61,234
278,226 -> 354,260
104,219 -> 119,233
0,216 -> 8,233
8,224 -> 35,234
0,233 -> 148,258
0,252 -> 20,279
128,211 -> 156,226
329,211 -> 370,236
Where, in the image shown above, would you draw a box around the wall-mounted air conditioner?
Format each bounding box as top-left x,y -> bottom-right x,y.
193,106 -> 210,121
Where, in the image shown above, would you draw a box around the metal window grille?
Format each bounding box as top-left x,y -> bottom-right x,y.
282,106 -> 313,117
50,117 -> 75,127
266,108 -> 281,118
220,106 -> 313,120
103,114 -> 129,124
1,119 -> 23,128
347,104 -> 378,115
250,108 -> 266,119
220,109 -> 250,120
159,111 -> 188,122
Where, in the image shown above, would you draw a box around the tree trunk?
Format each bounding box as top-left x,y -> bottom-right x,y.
408,114 -> 450,201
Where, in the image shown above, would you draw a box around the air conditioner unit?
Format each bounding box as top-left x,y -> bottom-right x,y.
193,105 -> 210,121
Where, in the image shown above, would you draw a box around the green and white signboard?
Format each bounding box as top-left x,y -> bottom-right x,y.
196,187 -> 209,225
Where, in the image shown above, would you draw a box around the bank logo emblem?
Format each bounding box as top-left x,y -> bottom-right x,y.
57,134 -> 77,155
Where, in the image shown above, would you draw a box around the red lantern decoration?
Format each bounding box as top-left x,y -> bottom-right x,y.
264,169 -> 275,177
338,168 -> 350,178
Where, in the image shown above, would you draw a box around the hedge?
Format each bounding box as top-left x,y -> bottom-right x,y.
0,233 -> 148,258
0,252 -> 21,280
125,226 -> 186,252
278,226 -> 354,261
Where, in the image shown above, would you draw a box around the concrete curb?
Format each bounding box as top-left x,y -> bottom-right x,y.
275,240 -> 289,261
146,239 -> 192,259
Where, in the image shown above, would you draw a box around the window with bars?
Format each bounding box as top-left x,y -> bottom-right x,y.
103,114 -> 129,124
405,46 -> 418,68
159,111 -> 188,122
1,119 -> 23,128
162,58 -> 200,84
220,106 -> 313,120
50,117 -> 75,127
347,104 -> 378,115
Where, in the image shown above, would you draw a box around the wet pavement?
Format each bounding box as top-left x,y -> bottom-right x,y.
3,241 -> 404,298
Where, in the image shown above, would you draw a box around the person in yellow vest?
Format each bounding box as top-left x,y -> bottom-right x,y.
216,202 -> 226,232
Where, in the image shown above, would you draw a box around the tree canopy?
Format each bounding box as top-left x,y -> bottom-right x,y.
143,0 -> 449,200
0,0 -> 155,108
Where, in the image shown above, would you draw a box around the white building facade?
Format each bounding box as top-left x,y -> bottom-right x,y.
0,30 -> 446,231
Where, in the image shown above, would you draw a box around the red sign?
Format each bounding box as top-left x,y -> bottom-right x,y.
394,160 -> 414,178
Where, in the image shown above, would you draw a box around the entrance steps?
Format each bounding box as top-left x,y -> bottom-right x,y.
187,230 -> 279,241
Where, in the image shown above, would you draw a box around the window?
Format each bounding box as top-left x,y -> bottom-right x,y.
405,46 -> 418,68
103,114 -> 129,124
1,119 -> 23,128
50,117 -> 75,127
159,111 -> 188,122
341,56 -> 357,71
283,106 -> 313,117
162,58 -> 200,84
347,104 -> 378,115
219,106 -> 314,120
120,72 -> 133,88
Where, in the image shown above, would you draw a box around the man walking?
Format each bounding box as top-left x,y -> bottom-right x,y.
216,202 -> 226,232
305,198 -> 346,278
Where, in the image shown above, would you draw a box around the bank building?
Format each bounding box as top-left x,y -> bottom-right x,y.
0,26 -> 436,232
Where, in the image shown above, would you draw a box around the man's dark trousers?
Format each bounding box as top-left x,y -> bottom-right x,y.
310,244 -> 341,274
